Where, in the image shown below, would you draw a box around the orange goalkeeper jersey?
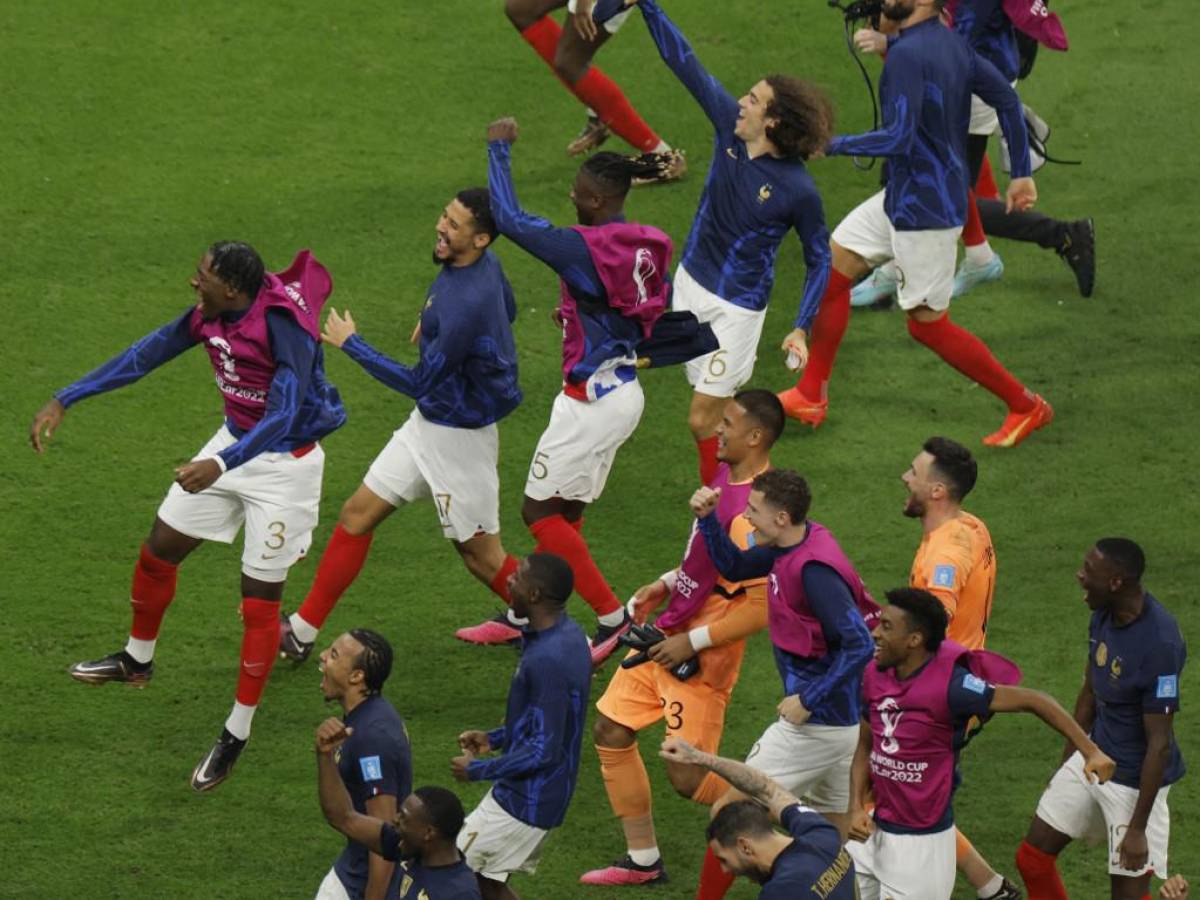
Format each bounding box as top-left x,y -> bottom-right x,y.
909,512 -> 996,650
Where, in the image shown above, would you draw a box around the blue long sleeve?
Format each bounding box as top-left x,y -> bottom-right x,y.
826,66 -> 923,159
217,310 -> 314,471
487,141 -> 604,299
698,513 -> 782,581
486,726 -> 508,752
340,325 -> 465,401
969,52 -> 1031,177
56,310 -> 197,407
467,667 -> 567,783
794,563 -> 873,712
791,192 -> 832,331
638,0 -> 740,130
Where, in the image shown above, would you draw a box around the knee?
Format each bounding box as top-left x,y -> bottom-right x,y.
665,761 -> 704,799
687,401 -> 722,439
504,0 -> 536,30
593,715 -> 635,749
552,48 -> 588,84
337,497 -> 375,535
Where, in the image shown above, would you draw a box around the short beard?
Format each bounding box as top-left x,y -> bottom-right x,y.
431,250 -> 450,266
902,495 -> 924,519
882,0 -> 916,21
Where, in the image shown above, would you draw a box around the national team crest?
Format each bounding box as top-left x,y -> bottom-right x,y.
1095,642 -> 1107,667
757,183 -> 772,204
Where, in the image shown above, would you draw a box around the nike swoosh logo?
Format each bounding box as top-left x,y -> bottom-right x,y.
261,553 -> 282,560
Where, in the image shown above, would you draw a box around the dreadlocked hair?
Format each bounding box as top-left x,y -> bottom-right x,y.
763,75 -> 835,160
348,628 -> 394,695
580,152 -> 645,197
208,241 -> 265,299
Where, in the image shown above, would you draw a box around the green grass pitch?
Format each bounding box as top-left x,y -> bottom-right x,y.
2,1 -> 1197,896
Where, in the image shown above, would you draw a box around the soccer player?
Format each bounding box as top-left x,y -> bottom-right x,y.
691,469 -> 878,900
455,118 -> 673,664
1016,539 -> 1187,900
849,588 -> 1116,900
623,0 -> 833,484
779,0 -> 1054,450
316,725 -> 481,900
450,553 -> 592,900
311,629 -> 411,900
660,737 -> 856,899
277,190 -> 522,662
579,389 -> 783,886
502,0 -> 683,177
901,436 -> 1020,899
33,241 -> 345,790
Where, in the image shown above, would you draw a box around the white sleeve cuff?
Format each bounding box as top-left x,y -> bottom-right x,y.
688,626 -> 713,652
212,455 -> 228,473
660,569 -> 679,592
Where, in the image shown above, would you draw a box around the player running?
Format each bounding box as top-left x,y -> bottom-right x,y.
312,629 -> 411,900
277,189 -> 523,662
849,588 -> 1116,900
451,554 -> 592,900
579,389 -> 783,887
900,436 -> 1020,898
502,0 -> 684,178
690,469 -> 879,900
626,0 -> 834,484
33,241 -> 345,790
455,118 -> 674,665
780,0 -> 1053,450
1017,539 -> 1187,900
661,737 -> 857,899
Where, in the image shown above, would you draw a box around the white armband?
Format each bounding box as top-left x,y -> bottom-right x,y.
688,626 -> 713,652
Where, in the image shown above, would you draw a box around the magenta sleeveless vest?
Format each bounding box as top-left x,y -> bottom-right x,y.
863,640 -> 1022,830
657,464 -> 755,630
189,250 -> 330,431
558,222 -> 672,382
767,522 -> 881,658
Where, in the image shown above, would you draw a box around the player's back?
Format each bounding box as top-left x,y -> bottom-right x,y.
911,512 -> 995,650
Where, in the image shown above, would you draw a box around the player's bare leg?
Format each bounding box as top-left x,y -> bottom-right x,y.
68,517 -> 202,687
780,241 -> 869,427
957,831 -> 1022,899
476,876 -> 519,900
280,484 -> 397,662
688,391 -> 728,485
452,532 -> 511,587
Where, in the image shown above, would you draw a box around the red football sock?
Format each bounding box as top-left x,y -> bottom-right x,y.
963,189 -> 987,247
296,524 -> 374,629
130,545 -> 178,640
572,67 -> 661,152
696,845 -> 736,900
529,514 -> 621,616
236,598 -> 281,706
906,315 -> 1035,413
519,18 -> 660,153
1015,840 -> 1067,900
695,434 -> 721,486
489,554 -> 520,605
568,516 -> 584,534
976,154 -> 1001,200
795,268 -> 853,401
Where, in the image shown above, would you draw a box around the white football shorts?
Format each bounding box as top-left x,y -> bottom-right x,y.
1036,750 -> 1172,878
363,409 -> 500,543
156,425 -> 324,582
313,868 -> 351,900
524,381 -> 643,504
567,0 -> 631,34
673,265 -> 766,398
743,719 -> 859,813
846,824 -> 956,900
832,189 -> 962,312
457,788 -> 550,882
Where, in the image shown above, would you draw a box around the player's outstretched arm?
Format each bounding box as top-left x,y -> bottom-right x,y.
989,685 -> 1116,783
315,719 -> 387,854
660,737 -> 798,822
630,0 -> 739,129
34,310 -> 198,452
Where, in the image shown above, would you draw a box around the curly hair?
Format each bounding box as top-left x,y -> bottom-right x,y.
763,75 -> 835,160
